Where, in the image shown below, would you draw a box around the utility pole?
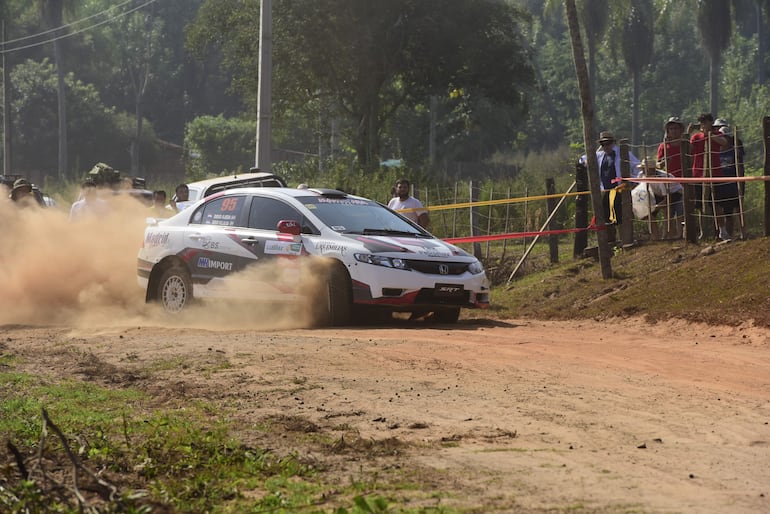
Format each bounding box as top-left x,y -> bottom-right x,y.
254,0 -> 272,172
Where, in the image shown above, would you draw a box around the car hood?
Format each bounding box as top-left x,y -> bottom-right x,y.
331,233 -> 473,260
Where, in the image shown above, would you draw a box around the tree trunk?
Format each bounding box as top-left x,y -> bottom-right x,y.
709,55 -> 720,115
564,0 -> 612,279
133,97 -> 142,176
758,1 -> 765,84
632,68 -> 641,146
53,26 -> 67,180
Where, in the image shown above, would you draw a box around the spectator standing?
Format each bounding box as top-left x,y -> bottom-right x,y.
387,178 -> 429,228
150,190 -> 168,217
689,113 -> 729,240
581,131 -> 641,243
168,183 -> 190,212
656,117 -> 686,177
9,178 -> 38,208
69,180 -> 109,222
632,158 -> 684,240
713,118 -> 744,240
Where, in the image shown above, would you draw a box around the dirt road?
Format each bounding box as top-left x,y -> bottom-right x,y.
4,315 -> 769,513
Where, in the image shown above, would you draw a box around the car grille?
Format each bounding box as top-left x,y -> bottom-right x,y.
405,260 -> 468,275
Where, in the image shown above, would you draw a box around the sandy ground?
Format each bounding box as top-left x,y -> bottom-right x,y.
3,316 -> 769,513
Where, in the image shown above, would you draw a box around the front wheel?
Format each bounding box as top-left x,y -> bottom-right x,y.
156,266 -> 192,313
313,262 -> 351,327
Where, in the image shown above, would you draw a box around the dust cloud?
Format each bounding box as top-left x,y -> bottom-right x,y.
0,193 -> 324,330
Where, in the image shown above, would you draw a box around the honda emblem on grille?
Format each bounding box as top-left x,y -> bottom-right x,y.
438,264 -> 449,275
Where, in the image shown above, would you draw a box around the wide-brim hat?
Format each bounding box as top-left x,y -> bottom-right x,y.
12,178 -> 32,193
713,118 -> 729,128
597,131 -> 615,144
664,116 -> 684,129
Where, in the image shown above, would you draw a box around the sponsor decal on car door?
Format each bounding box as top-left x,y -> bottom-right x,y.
184,195 -> 253,284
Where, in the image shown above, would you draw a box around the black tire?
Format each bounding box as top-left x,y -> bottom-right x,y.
156,266 -> 193,313
433,307 -> 461,324
314,262 -> 352,327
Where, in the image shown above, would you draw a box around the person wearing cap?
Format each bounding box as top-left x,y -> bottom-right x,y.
689,112 -> 730,240
580,131 -> 641,242
656,117 -> 686,177
712,118 -> 744,240
632,158 -> 684,239
9,178 -> 38,208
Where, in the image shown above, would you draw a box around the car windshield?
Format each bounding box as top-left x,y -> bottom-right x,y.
300,196 -> 427,236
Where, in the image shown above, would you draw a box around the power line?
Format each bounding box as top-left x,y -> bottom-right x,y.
0,0 -> 160,55
2,0 -> 138,46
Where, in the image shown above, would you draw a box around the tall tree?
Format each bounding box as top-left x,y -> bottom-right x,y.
564,0 -> 613,278
38,0 -> 74,180
544,0 -> 608,130
620,0 -> 654,146
696,0 -> 732,115
188,0 -> 534,170
114,8 -> 165,175
579,0 -> 610,101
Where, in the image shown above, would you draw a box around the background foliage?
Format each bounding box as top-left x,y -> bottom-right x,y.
1,0 -> 769,194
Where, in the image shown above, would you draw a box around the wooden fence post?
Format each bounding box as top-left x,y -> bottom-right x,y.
501,186 -> 511,261
574,159 -> 588,257
469,181 -> 482,258
680,138 -> 697,243
546,178 -> 559,263
452,182 -> 458,238
619,139 -> 633,245
485,183 -> 494,259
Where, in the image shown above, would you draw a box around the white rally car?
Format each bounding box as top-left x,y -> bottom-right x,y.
137,187 -> 490,325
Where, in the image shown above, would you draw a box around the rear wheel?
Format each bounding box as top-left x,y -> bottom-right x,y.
433,307 -> 461,324
157,266 -> 192,313
314,262 -> 351,327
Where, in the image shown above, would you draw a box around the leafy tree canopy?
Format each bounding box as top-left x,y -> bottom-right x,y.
186,0 -> 535,169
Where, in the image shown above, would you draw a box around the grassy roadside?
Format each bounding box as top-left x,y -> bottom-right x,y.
0,347 -> 462,513
483,236 -> 770,327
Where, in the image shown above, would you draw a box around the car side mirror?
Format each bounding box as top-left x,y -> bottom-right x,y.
277,219 -> 301,235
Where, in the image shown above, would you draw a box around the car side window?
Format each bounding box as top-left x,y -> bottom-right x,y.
190,195 -> 248,227
248,197 -> 303,231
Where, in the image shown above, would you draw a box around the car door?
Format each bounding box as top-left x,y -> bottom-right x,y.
184,194 -> 255,295
226,195 -> 309,299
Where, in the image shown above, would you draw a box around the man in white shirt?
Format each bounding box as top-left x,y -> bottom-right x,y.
69,180 -> 109,222
387,178 -> 429,228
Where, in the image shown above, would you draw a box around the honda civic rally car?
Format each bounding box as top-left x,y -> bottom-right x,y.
137,187 -> 490,325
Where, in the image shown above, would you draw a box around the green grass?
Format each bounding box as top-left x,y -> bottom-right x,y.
485,236 -> 770,327
0,360 -> 460,513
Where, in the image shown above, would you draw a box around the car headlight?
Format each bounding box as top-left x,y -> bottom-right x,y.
354,253 -> 410,270
468,259 -> 484,275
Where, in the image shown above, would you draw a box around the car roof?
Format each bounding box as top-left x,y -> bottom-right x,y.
213,187 -> 353,200
186,172 -> 287,194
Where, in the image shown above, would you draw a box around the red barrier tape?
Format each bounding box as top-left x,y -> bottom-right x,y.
444,224 -> 601,244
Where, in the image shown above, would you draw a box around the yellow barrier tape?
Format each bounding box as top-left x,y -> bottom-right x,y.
395,190 -> 590,213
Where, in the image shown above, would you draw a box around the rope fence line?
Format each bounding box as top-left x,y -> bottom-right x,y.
388,173 -> 769,245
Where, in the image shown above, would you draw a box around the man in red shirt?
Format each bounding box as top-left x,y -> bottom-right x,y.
657,116 -> 686,177
689,113 -> 729,240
